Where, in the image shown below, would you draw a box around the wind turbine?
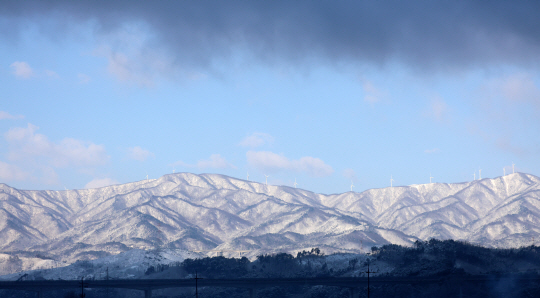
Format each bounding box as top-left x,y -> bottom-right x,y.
473,173 -> 476,181
479,169 -> 482,180
247,172 -> 249,181
264,174 -> 269,185
173,168 -> 175,174
294,178 -> 298,188
512,162 -> 515,174
145,173 -> 149,181
390,175 -> 394,187
430,173 -> 434,184
350,181 -> 355,192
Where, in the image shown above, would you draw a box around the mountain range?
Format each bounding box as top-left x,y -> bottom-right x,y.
1,172 -> 539,272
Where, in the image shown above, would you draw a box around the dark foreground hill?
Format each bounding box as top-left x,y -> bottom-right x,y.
140,240 -> 540,297
2,240 -> 540,298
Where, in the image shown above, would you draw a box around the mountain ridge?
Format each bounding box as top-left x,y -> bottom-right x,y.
1,172 -> 539,274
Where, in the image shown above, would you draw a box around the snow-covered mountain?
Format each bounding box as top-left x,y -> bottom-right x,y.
1,172 -> 539,274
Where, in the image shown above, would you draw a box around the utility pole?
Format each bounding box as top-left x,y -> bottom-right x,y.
364,258 -> 377,298
79,277 -> 86,298
106,267 -> 109,298
191,271 -> 203,298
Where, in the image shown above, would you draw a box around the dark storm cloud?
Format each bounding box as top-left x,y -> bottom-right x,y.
2,1 -> 540,71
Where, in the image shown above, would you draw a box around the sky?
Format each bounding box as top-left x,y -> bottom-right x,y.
1,1 -> 539,194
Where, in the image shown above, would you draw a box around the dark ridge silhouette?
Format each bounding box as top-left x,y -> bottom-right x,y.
3,242 -> 540,297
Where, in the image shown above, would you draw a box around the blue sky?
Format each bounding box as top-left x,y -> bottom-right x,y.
1,1 -> 539,194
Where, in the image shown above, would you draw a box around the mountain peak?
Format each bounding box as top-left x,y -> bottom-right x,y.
1,172 -> 539,275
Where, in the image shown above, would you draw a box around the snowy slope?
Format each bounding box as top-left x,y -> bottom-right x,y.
1,172 -> 539,275
0,248 -> 201,281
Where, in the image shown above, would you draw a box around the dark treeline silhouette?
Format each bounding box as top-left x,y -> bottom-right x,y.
143,248 -> 331,279
374,239 -> 540,276
3,241 -> 540,297
141,241 -> 540,297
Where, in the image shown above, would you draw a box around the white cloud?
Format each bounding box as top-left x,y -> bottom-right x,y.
45,70 -> 59,78
10,61 -> 34,79
423,96 -> 450,123
499,73 -> 540,107
496,137 -> 527,156
127,146 -> 154,161
77,73 -> 91,84
106,51 -> 145,83
5,123 -> 109,168
239,132 -> 274,148
92,23 -> 210,86
0,111 -> 24,120
362,81 -> 387,104
102,48 -> 173,86
40,166 -> 59,185
94,25 -> 175,87
342,168 -> 357,181
196,154 -> 236,169
246,151 -> 334,177
172,154 -> 236,170
85,177 -> 120,189
53,138 -> 109,167
292,156 -> 334,177
0,161 -> 29,181
470,72 -> 540,156
424,148 -> 440,154
246,151 -> 290,172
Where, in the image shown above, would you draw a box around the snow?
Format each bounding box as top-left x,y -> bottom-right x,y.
0,172 -> 539,276
0,248 -> 202,281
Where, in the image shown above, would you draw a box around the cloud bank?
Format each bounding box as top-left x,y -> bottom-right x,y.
342,168 -> 357,181
2,1 -> 540,76
0,123 -> 109,185
247,151 -> 333,177
10,61 -> 34,79
85,177 -> 119,189
239,132 -> 274,148
423,96 -> 450,123
0,111 -> 24,120
127,146 -> 154,162
0,161 -> 29,181
172,154 -> 236,170
5,123 -> 109,168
